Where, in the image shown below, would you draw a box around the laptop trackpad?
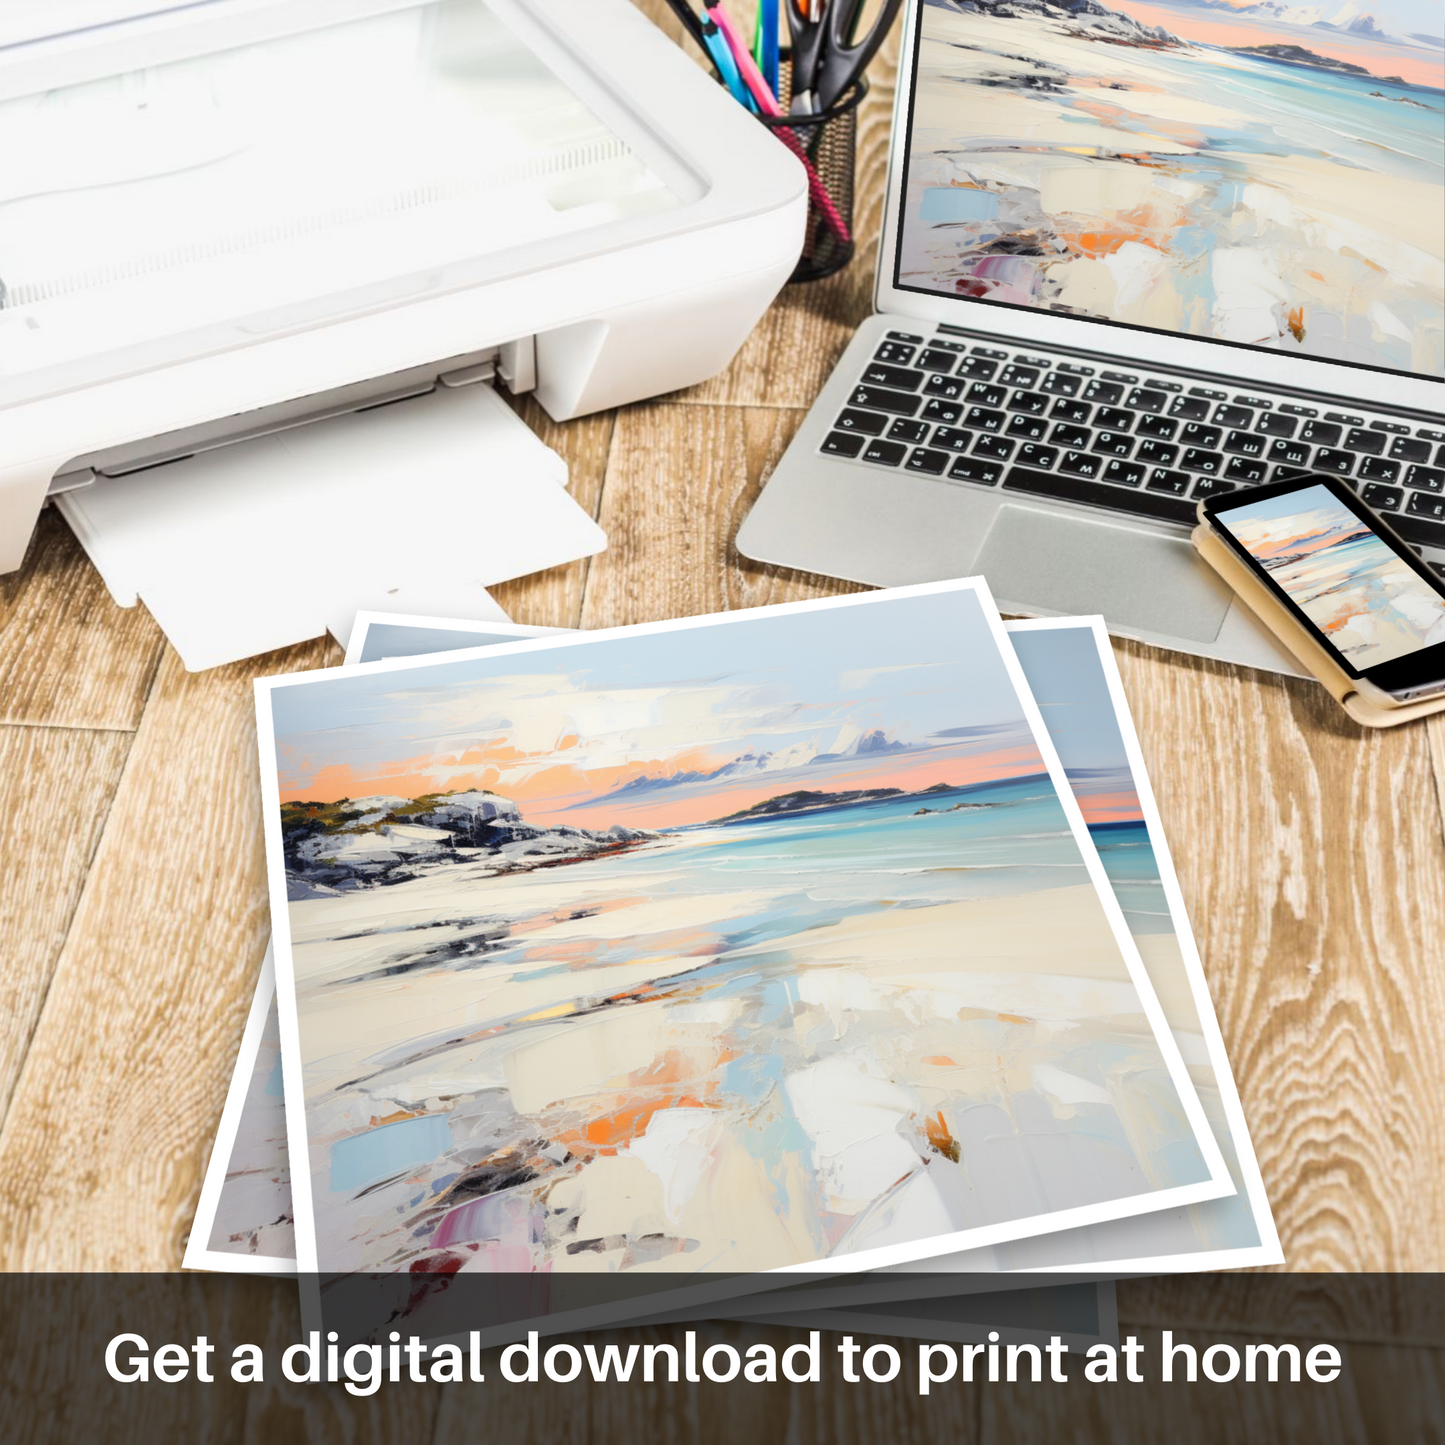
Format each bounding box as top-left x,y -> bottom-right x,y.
976,505 -> 1233,643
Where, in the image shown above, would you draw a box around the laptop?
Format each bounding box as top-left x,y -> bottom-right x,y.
737,0 -> 1445,672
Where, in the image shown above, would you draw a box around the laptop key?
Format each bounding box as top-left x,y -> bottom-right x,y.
930,427 -> 974,452
967,383 -> 1008,407
1103,459 -> 1146,487
835,408 -> 890,435
1192,476 -> 1236,499
1180,423 -> 1222,449
887,418 -> 932,444
1407,491 -> 1445,521
916,348 -> 959,373
1006,414 -> 1048,441
948,457 -> 1003,485
1060,450 -> 1103,478
974,435 -> 1015,462
1083,379 -> 1123,405
1136,414 -> 1178,440
922,397 -> 963,425
1214,404 -> 1254,429
1008,390 -> 1050,415
1041,372 -> 1081,397
1392,430 -> 1439,459
907,448 -> 951,476
1017,444 -> 1059,470
957,356 -> 999,380
821,431 -> 865,458
1147,469 -> 1191,495
863,363 -> 925,390
886,330 -> 924,343
1126,388 -> 1167,413
1095,406 -> 1134,432
1168,395 -> 1211,421
1406,465 -> 1445,493
965,406 -> 1006,432
1050,398 -> 1092,424
850,385 -> 921,417
1225,456 -> 1268,483
1093,432 -> 1134,458
1269,438 -> 1312,467
924,374 -> 967,400
860,438 -> 908,467
1257,413 -> 1298,438
1362,483 -> 1403,510
1224,430 -> 1266,458
874,342 -> 917,365
1392,512 -> 1445,550
1300,420 -> 1341,446
1345,428 -> 1384,456
1314,448 -> 1354,476
998,364 -> 1040,388
1181,448 -> 1223,474
1051,424 -> 1091,450
1004,466 -> 1197,524
1359,456 -> 1400,483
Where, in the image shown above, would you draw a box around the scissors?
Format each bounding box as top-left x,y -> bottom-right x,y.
785,0 -> 902,113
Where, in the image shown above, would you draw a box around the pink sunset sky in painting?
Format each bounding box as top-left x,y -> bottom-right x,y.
1106,0 -> 1444,88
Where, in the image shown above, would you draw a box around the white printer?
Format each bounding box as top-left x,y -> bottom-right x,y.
0,0 -> 806,661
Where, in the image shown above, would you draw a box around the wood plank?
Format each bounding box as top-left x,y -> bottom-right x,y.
0,509 -> 165,730
580,402 -> 866,630
1108,637 -> 1445,1270
0,725 -> 134,1125
490,397 -> 614,630
0,639 -> 336,1270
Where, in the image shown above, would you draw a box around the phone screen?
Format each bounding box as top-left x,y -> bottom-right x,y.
1207,479 -> 1445,689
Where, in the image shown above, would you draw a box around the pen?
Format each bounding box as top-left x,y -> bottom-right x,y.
704,2 -> 852,247
700,11 -> 756,110
755,0 -> 780,99
661,0 -> 708,52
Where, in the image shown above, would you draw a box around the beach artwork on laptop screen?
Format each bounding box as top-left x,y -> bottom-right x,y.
260,585 -> 1228,1279
901,0 -> 1444,376
1216,482 -> 1445,666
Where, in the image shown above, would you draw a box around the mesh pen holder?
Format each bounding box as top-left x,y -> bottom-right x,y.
759,67 -> 867,284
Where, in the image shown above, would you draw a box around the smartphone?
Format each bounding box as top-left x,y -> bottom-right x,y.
1200,474 -> 1445,706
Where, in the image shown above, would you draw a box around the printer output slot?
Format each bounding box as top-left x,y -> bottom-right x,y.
45,338 -> 539,496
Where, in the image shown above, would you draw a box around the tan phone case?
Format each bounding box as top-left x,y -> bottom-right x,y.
1192,521 -> 1445,728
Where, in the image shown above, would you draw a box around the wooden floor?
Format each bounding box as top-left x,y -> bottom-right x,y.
1,5 -> 1442,1439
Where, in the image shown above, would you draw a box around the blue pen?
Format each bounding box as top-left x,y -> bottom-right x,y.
759,0 -> 780,99
701,14 -> 755,111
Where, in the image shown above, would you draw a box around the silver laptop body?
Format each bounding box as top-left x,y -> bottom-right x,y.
738,0 -> 1445,673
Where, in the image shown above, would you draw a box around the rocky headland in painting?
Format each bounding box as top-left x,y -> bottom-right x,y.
281,791 -> 659,898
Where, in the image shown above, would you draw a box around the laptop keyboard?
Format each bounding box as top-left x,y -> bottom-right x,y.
821,330 -> 1445,566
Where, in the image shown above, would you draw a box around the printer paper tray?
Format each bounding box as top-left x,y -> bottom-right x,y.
57,383 -> 605,670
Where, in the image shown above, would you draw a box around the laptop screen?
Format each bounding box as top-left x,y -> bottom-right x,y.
893,0 -> 1445,381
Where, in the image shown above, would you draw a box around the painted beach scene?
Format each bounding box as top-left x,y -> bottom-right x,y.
903,0 -> 1445,375
1218,481 -> 1445,664
266,588 -> 1221,1278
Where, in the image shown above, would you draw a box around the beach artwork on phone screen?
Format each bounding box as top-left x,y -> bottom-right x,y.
1217,482 -> 1445,666
260,585 -> 1229,1279
902,0 -> 1444,375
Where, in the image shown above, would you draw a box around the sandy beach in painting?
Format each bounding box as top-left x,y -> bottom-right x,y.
903,0 -> 1444,374
288,792 -> 1201,1275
